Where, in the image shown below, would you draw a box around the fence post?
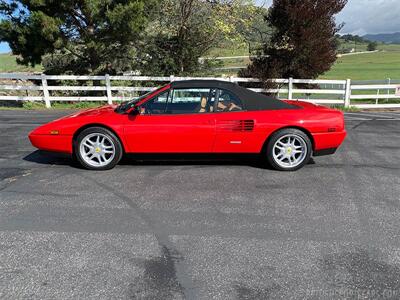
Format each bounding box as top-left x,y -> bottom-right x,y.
41,74 -> 51,108
386,78 -> 391,102
288,77 -> 293,100
344,78 -> 351,108
105,74 -> 112,105
376,87 -> 380,105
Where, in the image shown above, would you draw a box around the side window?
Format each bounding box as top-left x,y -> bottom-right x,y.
166,88 -> 211,114
140,91 -> 169,115
216,89 -> 243,112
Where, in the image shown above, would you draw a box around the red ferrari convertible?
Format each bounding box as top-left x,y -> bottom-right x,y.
29,80 -> 346,171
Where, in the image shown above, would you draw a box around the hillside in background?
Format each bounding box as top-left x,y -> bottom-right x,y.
321,51 -> 400,80
0,53 -> 42,73
363,32 -> 400,44
206,41 -> 400,80
1,40 -> 400,81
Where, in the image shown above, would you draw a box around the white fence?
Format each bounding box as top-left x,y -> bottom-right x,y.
0,73 -> 399,109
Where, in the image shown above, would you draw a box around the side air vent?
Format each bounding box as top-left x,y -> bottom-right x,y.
239,120 -> 255,131
217,120 -> 255,132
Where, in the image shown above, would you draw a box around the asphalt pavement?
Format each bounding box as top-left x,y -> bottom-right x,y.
0,110 -> 399,299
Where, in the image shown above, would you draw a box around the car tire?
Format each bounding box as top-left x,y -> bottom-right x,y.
265,128 -> 312,171
74,127 -> 123,170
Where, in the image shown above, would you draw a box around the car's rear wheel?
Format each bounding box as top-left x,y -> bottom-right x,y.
265,128 -> 312,171
74,127 -> 122,170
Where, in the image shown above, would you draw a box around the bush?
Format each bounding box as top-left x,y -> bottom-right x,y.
367,42 -> 378,51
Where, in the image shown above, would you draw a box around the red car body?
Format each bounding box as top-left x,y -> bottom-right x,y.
29,81 -> 346,161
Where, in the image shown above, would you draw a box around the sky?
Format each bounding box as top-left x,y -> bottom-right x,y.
258,0 -> 399,35
335,0 -> 400,35
1,0 -> 399,53
0,42 -> 9,53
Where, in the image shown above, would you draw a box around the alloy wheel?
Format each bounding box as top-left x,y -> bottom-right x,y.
272,134 -> 308,169
79,133 -> 116,167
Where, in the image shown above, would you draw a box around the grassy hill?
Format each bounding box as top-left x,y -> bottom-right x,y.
321,51 -> 400,80
1,41 -> 400,81
0,53 -> 42,73
207,41 -> 400,80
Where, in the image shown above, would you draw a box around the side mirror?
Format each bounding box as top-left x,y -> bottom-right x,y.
129,106 -> 140,115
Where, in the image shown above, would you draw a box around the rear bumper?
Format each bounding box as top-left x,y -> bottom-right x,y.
29,134 -> 73,154
313,147 -> 337,156
312,130 -> 346,155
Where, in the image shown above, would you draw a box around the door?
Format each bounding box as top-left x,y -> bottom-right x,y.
212,88 -> 258,153
124,88 -> 216,153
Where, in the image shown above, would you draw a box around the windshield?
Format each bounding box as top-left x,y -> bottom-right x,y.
115,87 -> 163,114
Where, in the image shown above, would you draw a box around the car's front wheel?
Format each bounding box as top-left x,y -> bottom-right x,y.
265,128 -> 312,171
74,127 -> 123,170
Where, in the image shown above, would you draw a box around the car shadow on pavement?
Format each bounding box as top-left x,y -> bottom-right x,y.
23,151 -> 272,170
23,151 -> 316,170
121,154 -> 315,170
23,150 -> 79,167
121,154 -> 276,170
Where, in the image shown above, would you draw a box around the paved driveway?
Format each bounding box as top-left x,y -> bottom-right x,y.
0,110 -> 399,299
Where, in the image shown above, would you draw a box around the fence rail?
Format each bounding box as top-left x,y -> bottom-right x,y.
0,73 -> 399,109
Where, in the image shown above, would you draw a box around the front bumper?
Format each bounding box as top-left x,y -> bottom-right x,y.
29,134 -> 73,154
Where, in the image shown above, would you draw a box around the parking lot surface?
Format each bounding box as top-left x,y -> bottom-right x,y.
0,110 -> 399,299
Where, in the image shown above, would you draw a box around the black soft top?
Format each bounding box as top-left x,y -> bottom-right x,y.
170,80 -> 296,111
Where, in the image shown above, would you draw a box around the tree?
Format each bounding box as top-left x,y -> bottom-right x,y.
341,34 -> 366,44
367,41 -> 378,51
237,5 -> 271,54
135,0 -> 258,76
0,0 -> 159,74
241,0 -> 347,81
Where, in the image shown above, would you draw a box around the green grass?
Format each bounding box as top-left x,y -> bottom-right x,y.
321,51 -> 400,80
0,53 -> 42,73
0,101 -> 103,110
206,43 -> 249,57
208,41 -> 400,80
330,105 -> 360,112
331,40 -> 400,53
376,43 -> 400,51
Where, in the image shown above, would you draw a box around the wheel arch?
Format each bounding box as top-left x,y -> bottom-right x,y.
261,126 -> 315,154
72,123 -> 126,153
